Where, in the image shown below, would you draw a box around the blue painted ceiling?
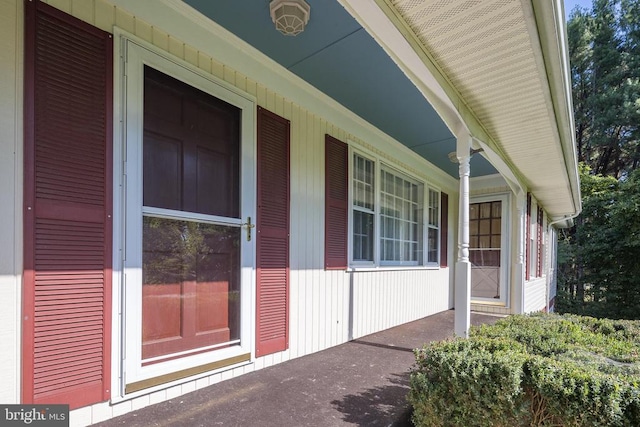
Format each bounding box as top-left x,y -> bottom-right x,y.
183,0 -> 496,177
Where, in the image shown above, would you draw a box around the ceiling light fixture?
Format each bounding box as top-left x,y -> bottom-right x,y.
270,0 -> 311,36
448,147 -> 484,163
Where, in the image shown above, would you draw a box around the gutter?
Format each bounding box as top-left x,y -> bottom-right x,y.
530,0 -> 583,218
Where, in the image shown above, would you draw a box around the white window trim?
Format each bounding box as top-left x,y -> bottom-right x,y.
113,30 -> 257,401
347,146 -> 441,270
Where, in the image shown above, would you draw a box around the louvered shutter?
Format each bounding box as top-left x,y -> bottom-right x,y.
525,193 -> 532,280
23,1 -> 112,409
324,135 -> 348,270
440,192 -> 448,268
256,107 -> 290,357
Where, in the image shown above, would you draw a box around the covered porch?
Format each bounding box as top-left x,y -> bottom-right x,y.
89,310 -> 499,427
0,0 -> 580,421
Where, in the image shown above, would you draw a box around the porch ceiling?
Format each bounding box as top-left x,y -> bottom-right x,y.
179,0 -> 580,219
181,0 -> 497,178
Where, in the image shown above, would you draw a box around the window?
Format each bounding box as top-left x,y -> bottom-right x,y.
427,189 -> 439,264
380,168 -> 423,265
350,151 -> 440,267
352,154 -> 375,262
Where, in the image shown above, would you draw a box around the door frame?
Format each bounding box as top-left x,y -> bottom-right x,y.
469,193 -> 510,306
112,31 -> 256,400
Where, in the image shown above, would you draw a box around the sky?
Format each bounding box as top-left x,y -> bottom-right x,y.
564,0 -> 593,19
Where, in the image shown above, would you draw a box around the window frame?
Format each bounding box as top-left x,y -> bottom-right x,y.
348,148 -> 441,269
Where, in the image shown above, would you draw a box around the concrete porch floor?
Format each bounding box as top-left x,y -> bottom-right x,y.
94,310 -> 499,427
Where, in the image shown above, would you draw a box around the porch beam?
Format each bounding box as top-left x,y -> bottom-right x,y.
454,133 -> 471,338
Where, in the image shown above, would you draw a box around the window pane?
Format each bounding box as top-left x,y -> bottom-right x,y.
428,189 -> 439,227
480,203 -> 491,218
379,168 -> 424,264
142,216 -> 240,359
428,228 -> 438,263
479,219 -> 491,235
143,135 -> 181,210
492,201 -> 502,218
143,67 -> 240,217
470,204 -> 479,219
353,154 -> 374,210
353,210 -> 374,261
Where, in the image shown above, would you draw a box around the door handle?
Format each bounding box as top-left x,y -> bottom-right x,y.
243,216 -> 256,241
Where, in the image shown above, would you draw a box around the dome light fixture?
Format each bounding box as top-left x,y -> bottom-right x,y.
270,0 -> 311,36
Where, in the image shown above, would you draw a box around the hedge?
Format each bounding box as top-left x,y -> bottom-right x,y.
409,314 -> 640,426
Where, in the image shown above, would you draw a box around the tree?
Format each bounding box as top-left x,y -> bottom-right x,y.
557,165 -> 640,318
568,0 -> 640,178
558,0 -> 640,318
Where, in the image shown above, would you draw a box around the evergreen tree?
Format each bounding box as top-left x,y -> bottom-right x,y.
558,1 -> 640,318
568,0 -> 640,178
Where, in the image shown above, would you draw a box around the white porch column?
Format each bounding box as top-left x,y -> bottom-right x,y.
454,134 -> 471,337
513,193 -> 526,314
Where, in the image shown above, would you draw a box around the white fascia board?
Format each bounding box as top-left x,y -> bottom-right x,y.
528,0 -> 582,218
107,0 -> 458,191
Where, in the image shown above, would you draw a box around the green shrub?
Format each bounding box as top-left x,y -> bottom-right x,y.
409,314 -> 640,426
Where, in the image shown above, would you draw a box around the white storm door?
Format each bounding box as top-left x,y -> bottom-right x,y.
470,194 -> 509,305
120,37 -> 255,392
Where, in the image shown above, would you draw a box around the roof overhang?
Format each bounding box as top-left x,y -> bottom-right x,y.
340,0 -> 581,221
109,0 -> 580,222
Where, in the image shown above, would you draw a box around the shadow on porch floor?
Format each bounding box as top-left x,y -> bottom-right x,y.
94,310 -> 499,427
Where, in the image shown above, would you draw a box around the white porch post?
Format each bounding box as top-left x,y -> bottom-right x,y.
513,193 -> 526,314
454,133 -> 471,337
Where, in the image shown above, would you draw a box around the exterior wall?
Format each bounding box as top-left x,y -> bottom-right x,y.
4,1 -> 457,424
524,277 -> 547,313
351,269 -> 450,339
467,176 -> 558,316
523,196 -> 552,314
0,0 -> 22,405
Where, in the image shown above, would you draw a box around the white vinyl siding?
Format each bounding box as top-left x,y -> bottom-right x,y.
8,0 -> 458,424
524,276 -> 547,313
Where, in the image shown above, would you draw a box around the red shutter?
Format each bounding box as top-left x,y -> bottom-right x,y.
440,192 -> 448,268
537,207 -> 543,277
256,107 -> 290,357
324,135 -> 348,270
23,1 -> 112,409
525,193 -> 532,280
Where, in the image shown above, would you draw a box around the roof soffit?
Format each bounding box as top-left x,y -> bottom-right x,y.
369,0 -> 579,217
